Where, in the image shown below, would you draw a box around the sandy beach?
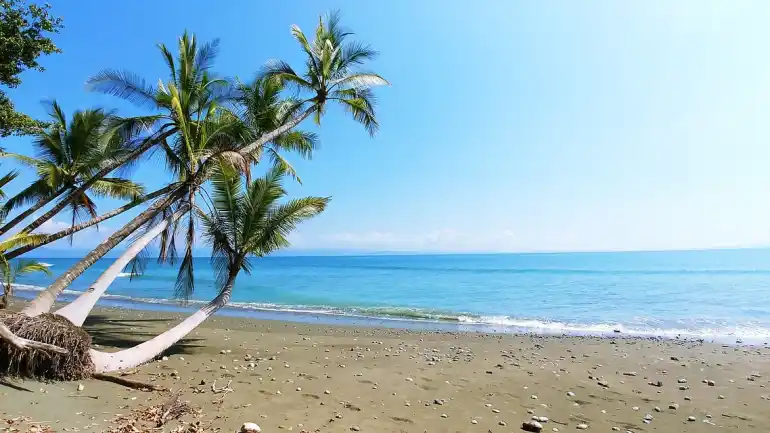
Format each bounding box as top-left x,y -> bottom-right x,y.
2,305 -> 769,433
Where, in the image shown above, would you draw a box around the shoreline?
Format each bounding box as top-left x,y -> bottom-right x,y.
12,284 -> 768,346
2,304 -> 769,432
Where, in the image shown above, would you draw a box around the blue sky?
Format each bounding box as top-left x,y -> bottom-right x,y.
4,1 -> 770,256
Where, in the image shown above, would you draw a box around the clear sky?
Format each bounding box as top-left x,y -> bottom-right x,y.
4,1 -> 770,256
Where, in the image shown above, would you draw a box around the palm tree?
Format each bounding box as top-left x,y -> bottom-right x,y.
21,33 -> 233,316
23,30 -> 325,317
0,259 -> 51,309
0,102 -> 144,236
237,10 -> 389,157
85,165 -> 328,372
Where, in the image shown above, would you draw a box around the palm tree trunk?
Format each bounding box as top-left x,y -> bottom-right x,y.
21,187 -> 185,317
5,184 -> 176,260
55,206 -> 188,326
0,187 -> 67,236
20,133 -> 167,234
236,107 -> 314,156
89,272 -> 236,372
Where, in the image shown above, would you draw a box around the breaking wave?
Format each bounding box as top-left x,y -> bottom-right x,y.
9,283 -> 769,343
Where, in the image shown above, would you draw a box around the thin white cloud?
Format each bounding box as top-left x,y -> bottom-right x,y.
293,228 -> 517,252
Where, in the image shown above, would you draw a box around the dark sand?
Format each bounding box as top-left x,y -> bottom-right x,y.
2,306 -> 769,432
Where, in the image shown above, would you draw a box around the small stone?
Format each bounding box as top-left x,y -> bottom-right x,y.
611,428 -> 620,432
566,391 -> 575,397
536,416 -> 549,423
623,372 -> 637,376
644,414 -> 653,421
350,426 -> 361,432
440,413 -> 448,418
296,387 -> 301,391
576,424 -> 588,430
687,416 -> 696,422
670,356 -> 680,361
492,409 -> 500,413
653,407 -> 661,412
669,403 -> 679,410
707,380 -> 715,386
485,403 -> 493,407
433,399 -> 444,405
471,419 -> 478,424
678,378 -> 687,384
684,396 -> 691,401
161,356 -> 169,361
631,406 -> 639,411
499,421 -> 507,426
324,390 -> 331,395
531,394 -> 538,399
521,421 -> 543,432
598,380 -> 609,388
240,423 -> 261,433
718,395 -> 725,399
405,377 -> 414,382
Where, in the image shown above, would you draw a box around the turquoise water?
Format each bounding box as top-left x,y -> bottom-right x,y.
14,249 -> 770,343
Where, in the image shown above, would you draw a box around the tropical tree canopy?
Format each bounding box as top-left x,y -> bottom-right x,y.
2,102 -> 144,233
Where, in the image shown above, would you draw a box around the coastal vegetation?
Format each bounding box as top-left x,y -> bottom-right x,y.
0,10 -> 387,380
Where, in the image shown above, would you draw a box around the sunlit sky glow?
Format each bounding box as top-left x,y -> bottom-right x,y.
4,1 -> 770,256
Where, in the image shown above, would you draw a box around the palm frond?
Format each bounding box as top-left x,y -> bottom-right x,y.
14,260 -> 52,276
87,69 -> 159,109
89,178 -> 145,200
0,170 -> 18,200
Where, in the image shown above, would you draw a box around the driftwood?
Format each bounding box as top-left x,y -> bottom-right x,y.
93,372 -> 168,391
0,323 -> 68,354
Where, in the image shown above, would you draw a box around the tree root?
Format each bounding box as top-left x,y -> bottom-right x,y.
0,323 -> 68,354
92,372 -> 168,391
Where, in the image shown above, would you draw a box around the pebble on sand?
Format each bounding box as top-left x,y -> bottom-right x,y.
688,416 -> 696,422
240,423 -> 261,433
521,421 -> 543,432
576,423 -> 588,430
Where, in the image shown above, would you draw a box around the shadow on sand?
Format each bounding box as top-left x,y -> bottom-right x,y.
82,314 -> 205,356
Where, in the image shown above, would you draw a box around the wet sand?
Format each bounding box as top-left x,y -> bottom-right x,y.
2,306 -> 770,432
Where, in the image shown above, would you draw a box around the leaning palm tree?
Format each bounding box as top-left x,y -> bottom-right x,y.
0,102 -> 144,236
24,25 -> 334,317
237,10 -> 389,156
1,165 -> 327,377
0,259 -> 51,309
87,165 -> 328,372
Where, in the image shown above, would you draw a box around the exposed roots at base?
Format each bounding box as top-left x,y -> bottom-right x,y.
0,312 -> 94,381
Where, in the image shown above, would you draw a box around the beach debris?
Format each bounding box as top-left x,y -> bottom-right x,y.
350,426 -> 361,431
576,423 -> 588,429
566,391 -> 575,397
211,379 -> 234,394
648,380 -> 663,387
597,380 -> 609,388
521,420 -> 543,432
622,372 -> 637,376
471,419 -> 479,424
707,380 -> 715,386
77,382 -> 84,392
240,422 -> 261,433
668,403 -> 679,410
687,416 -> 696,422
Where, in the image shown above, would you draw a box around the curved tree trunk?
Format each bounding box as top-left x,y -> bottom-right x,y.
21,188 -> 185,317
5,184 -> 176,260
55,206 -> 188,326
90,273 -> 235,372
20,134 -> 165,234
0,187 -> 67,236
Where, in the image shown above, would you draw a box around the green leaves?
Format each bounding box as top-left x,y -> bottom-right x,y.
0,0 -> 63,136
200,166 -> 328,294
261,10 -> 388,136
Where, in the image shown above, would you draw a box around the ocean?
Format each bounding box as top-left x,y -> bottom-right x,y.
13,248 -> 770,344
